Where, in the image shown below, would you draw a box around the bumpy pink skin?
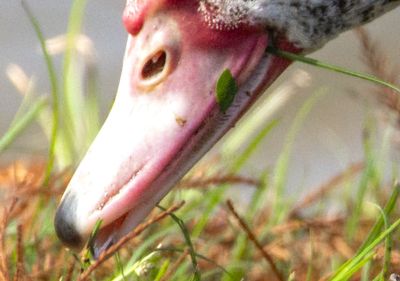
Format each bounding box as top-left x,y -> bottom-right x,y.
56,0 -> 295,254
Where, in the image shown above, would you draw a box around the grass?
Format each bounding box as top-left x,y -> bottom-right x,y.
1,2 -> 400,281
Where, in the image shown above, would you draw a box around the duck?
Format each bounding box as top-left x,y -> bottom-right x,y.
54,0 -> 400,255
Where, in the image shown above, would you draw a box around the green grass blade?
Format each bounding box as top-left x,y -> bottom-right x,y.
155,247 -> 234,279
22,1 -> 60,185
157,204 -> 201,281
115,253 -> 127,281
221,121 -> 277,280
84,63 -> 101,149
271,89 -> 325,224
288,272 -> 296,281
267,47 -> 400,94
87,219 -> 103,258
372,272 -> 384,281
6,70 -> 37,129
191,185 -> 226,238
376,204 -> 392,281
332,251 -> 375,281
124,226 -> 177,268
357,183 -> 399,254
0,97 -> 47,154
346,124 -> 377,237
330,184 -> 400,280
361,261 -> 372,281
306,231 -> 314,281
222,171 -> 271,281
230,119 -> 279,172
332,184 -> 399,276
110,251 -> 161,281
193,118 -> 278,238
154,260 -> 170,281
62,0 -> 91,164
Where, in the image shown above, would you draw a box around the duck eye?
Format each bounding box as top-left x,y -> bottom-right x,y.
141,50 -> 167,79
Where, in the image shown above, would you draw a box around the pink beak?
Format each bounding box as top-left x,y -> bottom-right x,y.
55,0 -> 294,255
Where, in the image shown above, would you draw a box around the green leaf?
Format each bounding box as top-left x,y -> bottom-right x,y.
216,69 -> 238,113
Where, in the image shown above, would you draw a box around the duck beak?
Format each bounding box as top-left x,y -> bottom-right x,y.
54,0 -> 293,256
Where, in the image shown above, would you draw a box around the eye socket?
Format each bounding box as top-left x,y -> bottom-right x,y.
141,50 -> 167,80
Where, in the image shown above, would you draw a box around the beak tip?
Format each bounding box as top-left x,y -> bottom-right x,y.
54,192 -> 84,250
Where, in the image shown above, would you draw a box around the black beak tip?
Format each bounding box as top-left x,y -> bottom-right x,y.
54,193 -> 84,250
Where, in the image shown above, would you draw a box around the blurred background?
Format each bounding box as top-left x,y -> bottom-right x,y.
0,1 -> 399,195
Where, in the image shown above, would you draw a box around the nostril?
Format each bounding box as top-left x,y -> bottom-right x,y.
141,50 -> 167,80
54,193 -> 84,250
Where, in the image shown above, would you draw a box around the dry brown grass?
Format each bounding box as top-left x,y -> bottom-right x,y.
1,159 -> 399,280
